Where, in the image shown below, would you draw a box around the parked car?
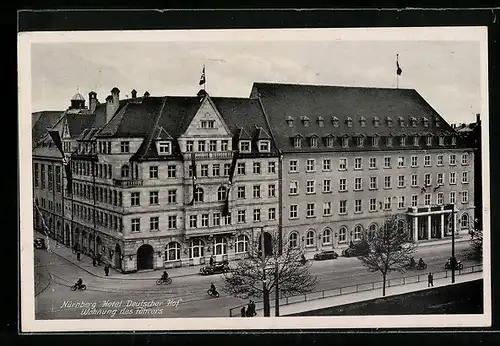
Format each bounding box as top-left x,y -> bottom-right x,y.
313,250 -> 339,261
199,261 -> 230,275
341,241 -> 370,257
34,237 -> 46,249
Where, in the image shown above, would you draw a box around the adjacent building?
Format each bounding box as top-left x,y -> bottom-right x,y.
32,82 -> 477,272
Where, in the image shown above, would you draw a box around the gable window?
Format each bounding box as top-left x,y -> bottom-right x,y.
413,136 -> 420,146
259,140 -> 270,152
326,136 -> 334,148
426,136 -> 432,146
400,136 -> 406,146
342,136 -> 349,148
286,116 -> 294,127
310,137 -> 318,148
301,116 -> 310,127
439,136 -> 444,146
386,136 -> 393,147
158,141 -> 171,155
373,117 -> 380,127
357,136 -> 364,147
120,141 -> 130,153
239,140 -> 251,152
198,141 -> 206,152
346,117 -> 353,127
372,136 -> 379,147
451,136 -> 457,146
294,137 -> 302,148
332,117 -> 339,127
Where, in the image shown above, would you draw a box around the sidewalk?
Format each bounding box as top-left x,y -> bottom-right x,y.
255,271 -> 482,316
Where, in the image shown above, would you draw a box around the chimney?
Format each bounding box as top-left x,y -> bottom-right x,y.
476,113 -> 481,124
105,95 -> 115,123
88,91 -> 98,113
144,91 -> 150,98
111,87 -> 120,104
461,123 -> 466,129
131,89 -> 137,99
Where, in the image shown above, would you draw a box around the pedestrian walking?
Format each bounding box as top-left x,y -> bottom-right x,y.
104,264 -> 110,276
471,230 -> 475,240
427,273 -> 434,287
240,306 -> 246,317
209,255 -> 214,267
92,257 -> 97,267
76,251 -> 81,261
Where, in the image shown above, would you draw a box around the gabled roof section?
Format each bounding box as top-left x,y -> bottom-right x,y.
152,126 -> 173,141
237,127 -> 253,140
255,126 -> 272,140
32,111 -> 64,147
65,113 -> 95,138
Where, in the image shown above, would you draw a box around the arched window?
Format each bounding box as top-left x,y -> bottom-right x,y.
289,232 -> 299,248
189,239 -> 204,259
121,165 -> 130,178
306,230 -> 315,247
461,214 -> 469,229
339,227 -> 347,242
217,186 -> 227,201
165,242 -> 181,261
213,236 -> 228,255
235,235 -> 249,253
322,229 -> 332,245
368,223 -> 378,239
194,187 -> 204,202
354,225 -> 363,240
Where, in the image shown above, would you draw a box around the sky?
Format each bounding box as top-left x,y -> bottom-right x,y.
31,39 -> 481,124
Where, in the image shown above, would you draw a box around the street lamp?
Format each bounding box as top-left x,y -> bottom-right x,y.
446,203 -> 457,283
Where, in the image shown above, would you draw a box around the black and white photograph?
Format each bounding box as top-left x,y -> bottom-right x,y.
19,26 -> 490,331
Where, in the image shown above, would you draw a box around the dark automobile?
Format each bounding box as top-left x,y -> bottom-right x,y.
200,262 -> 230,275
34,237 -> 46,249
341,242 -> 370,257
313,250 -> 339,261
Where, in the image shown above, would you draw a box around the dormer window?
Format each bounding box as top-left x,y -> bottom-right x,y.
342,136 -> 349,148
439,136 -> 444,146
386,117 -> 393,127
386,136 -> 393,147
239,140 -> 251,152
294,137 -> 302,148
398,117 -> 405,127
157,141 -> 171,155
413,135 -> 420,146
259,140 -> 270,152
357,136 -> 364,147
373,117 -> 380,128
400,135 -> 406,146
372,135 -> 379,147
318,116 -> 324,128
359,116 -> 366,128
451,136 -> 457,145
286,116 -> 294,127
325,136 -> 334,148
301,116 -> 310,127
332,116 -> 339,128
346,117 -> 353,128
435,117 -> 441,128
426,135 -> 432,146
423,117 -> 429,128
310,136 -> 318,148
410,117 -> 417,127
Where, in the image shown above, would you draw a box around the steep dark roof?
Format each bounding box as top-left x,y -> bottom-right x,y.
65,113 -> 95,138
32,111 -> 64,147
251,82 -> 464,152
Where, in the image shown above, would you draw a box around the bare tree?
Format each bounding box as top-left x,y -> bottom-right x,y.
468,219 -> 483,261
222,231 -> 317,316
357,216 -> 417,296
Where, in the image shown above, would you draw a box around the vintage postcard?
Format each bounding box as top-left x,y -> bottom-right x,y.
19,26 -> 490,332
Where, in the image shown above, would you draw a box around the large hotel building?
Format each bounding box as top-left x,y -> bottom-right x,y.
32,82 -> 476,273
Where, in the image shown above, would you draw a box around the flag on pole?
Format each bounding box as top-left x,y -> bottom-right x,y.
199,65 -> 206,86
48,130 -> 73,194
396,54 -> 402,76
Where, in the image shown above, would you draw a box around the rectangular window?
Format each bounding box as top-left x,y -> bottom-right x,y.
268,208 -> 276,221
411,174 -> 418,187
225,213 -> 232,225
461,154 -> 468,165
398,196 -> 405,209
55,166 -> 61,192
253,185 -> 261,198
369,198 -> 377,212
354,177 -> 362,191
200,164 -> 209,177
306,180 -> 316,194
462,171 -> 469,184
238,210 -> 246,223
339,200 -> 347,215
224,164 -> 231,176
201,214 -> 209,227
47,165 -> 53,190
323,159 -> 331,171
323,179 -> 331,193
411,194 -> 418,207
424,173 -> 431,186
450,172 -> 456,185
268,184 -> 276,197
355,199 -> 362,213
450,191 -> 456,204
209,140 -> 217,152
437,155 -> 444,166
158,142 -> 171,154
424,194 -> 431,206
213,213 -> 221,227
259,141 -> 270,152
369,157 -> 377,169
289,160 -> 298,173
168,215 -> 177,229
339,178 -> 347,192
450,154 -> 456,165
149,166 -> 159,179
237,162 -> 246,175
290,205 -> 298,219
384,197 -> 392,210
369,176 -> 377,190
398,157 -> 405,168
411,156 -> 418,167
462,190 -> 469,204
306,159 -> 315,172
307,203 -> 315,217
237,186 -> 246,199
120,141 -> 130,153
323,202 -> 332,216
384,157 -> 391,169
253,162 -> 261,174
150,217 -> 159,231
212,164 -> 220,177
131,218 -> 140,233
167,165 -> 176,178
34,163 -> 39,188
168,190 -> 177,204
189,215 -> 197,228
131,192 -> 140,206
339,158 -> 347,171
268,161 -> 276,174
384,176 -> 392,189
289,181 -> 299,195
253,209 -> 261,222
398,175 -> 405,188
424,155 -> 431,167
149,191 -> 159,205
437,173 -> 444,185
437,193 -> 444,205
186,140 -> 194,152
198,141 -> 206,152
240,141 -> 251,152
354,158 -> 362,170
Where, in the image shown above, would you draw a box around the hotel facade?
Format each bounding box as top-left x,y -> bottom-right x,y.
32,82 -> 476,272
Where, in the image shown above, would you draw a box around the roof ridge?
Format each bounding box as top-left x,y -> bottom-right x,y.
140,97 -> 168,160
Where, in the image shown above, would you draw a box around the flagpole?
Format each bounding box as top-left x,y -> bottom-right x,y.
396,54 -> 399,89
204,64 -> 206,92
